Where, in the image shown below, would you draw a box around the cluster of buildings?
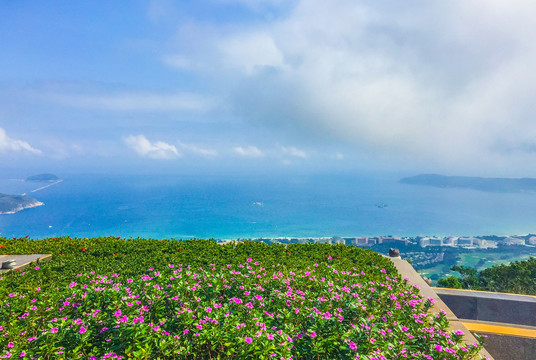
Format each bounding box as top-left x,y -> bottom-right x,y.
417,236 -> 496,249
223,235 -> 536,249
416,235 -> 536,249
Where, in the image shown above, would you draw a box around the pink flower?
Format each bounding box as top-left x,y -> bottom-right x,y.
246,258 -> 252,263
310,331 -> 317,338
244,336 -> 253,344
205,307 -> 212,313
7,342 -> 14,348
50,328 -> 58,333
79,326 -> 87,334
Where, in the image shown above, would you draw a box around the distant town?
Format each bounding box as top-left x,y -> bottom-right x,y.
219,234 -> 536,248
218,234 -> 536,280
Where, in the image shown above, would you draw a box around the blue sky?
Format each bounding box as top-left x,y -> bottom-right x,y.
2,0 -> 536,177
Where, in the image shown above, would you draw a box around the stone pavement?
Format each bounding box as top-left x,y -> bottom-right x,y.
0,254 -> 52,273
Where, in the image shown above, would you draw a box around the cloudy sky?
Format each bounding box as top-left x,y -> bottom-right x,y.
1,0 -> 536,177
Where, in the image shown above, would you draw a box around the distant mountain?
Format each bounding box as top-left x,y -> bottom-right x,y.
0,193 -> 43,214
26,173 -> 59,182
400,174 -> 536,193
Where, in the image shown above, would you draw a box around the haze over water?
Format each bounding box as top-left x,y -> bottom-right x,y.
3,2 -> 536,241
1,173 -> 535,240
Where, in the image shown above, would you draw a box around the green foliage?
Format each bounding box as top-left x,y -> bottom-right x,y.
438,257 -> 536,294
437,276 -> 462,289
0,237 -> 485,359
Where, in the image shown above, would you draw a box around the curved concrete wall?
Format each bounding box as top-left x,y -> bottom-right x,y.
434,288 -> 536,326
387,257 -> 494,359
432,287 -> 536,360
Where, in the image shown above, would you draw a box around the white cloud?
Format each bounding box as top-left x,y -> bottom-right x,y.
178,141 -> 218,157
219,32 -> 286,74
162,0 -> 536,171
0,128 -> 41,155
280,146 -> 307,158
124,135 -> 181,159
234,145 -> 264,157
161,55 -> 195,71
333,153 -> 344,160
42,92 -> 214,112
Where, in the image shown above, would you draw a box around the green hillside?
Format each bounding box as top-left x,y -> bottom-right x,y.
438,257 -> 536,295
0,237 -> 485,359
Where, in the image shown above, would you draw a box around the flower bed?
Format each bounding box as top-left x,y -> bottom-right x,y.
0,237 -> 485,359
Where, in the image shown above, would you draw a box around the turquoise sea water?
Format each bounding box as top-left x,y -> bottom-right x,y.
1,173 -> 536,239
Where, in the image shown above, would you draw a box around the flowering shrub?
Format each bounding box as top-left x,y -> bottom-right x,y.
0,237 -> 486,359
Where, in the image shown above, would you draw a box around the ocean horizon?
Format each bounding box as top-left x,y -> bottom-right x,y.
1,172 -> 536,240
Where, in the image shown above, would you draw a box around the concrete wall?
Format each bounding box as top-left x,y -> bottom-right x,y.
387,257 -> 494,359
433,287 -> 536,360
475,333 -> 536,360
434,288 -> 536,327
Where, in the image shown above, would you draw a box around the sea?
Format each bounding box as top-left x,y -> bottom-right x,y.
1,172 -> 536,240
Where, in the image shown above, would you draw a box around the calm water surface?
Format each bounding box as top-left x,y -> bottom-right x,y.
1,173 -> 535,239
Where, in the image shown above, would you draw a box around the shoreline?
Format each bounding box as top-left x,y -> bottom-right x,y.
0,232 -> 533,242
29,179 -> 63,193
0,200 -> 44,215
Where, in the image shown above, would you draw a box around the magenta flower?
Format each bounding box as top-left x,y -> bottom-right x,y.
50,328 -> 58,333
79,326 -> 87,334
7,342 -> 14,348
244,336 -> 252,344
310,331 -> 317,338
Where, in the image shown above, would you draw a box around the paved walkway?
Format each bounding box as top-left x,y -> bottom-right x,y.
0,254 -> 52,273
387,256 -> 495,360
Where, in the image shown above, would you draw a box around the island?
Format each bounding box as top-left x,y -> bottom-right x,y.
26,173 -> 59,182
0,193 -> 43,214
400,174 -> 536,193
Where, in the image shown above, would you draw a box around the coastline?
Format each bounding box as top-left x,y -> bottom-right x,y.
0,200 -> 44,215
